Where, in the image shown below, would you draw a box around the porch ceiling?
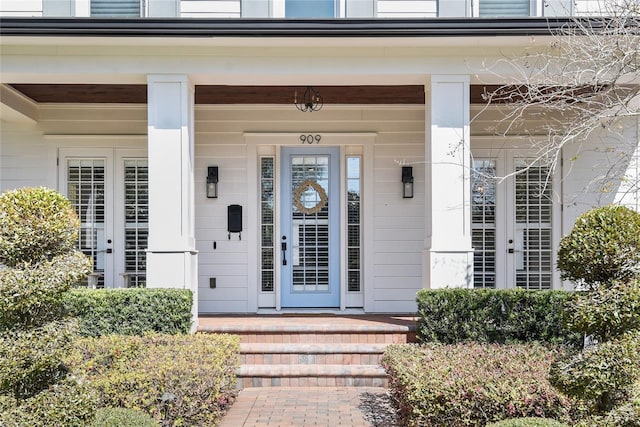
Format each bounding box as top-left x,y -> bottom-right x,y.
8,84 -> 496,104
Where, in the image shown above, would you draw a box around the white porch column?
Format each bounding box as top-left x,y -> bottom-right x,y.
146,74 -> 198,326
424,75 -> 474,289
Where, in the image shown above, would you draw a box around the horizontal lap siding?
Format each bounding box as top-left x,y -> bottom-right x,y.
195,124 -> 247,312
374,115 -> 424,313
0,122 -> 50,191
376,0 -> 436,17
180,0 -> 240,17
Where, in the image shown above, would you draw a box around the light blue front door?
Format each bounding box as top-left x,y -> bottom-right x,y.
281,147 -> 340,308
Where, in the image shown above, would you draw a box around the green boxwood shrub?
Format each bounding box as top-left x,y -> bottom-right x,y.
550,331 -> 640,413
63,288 -> 192,336
92,407 -> 157,427
381,343 -> 579,427
0,252 -> 91,330
564,280 -> 640,342
0,188 -> 95,425
557,205 -> 640,288
65,333 -> 239,426
0,187 -> 80,267
416,288 -> 580,346
0,379 -> 97,427
487,418 -> 569,427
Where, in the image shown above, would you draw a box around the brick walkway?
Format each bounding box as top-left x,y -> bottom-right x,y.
219,387 -> 399,427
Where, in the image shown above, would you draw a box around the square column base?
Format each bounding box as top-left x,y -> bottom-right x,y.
423,249 -> 474,289
147,251 -> 199,331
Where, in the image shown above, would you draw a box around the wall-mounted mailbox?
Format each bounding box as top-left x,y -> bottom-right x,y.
228,204 -> 242,240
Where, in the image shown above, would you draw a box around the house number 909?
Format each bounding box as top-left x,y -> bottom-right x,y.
300,134 -> 321,144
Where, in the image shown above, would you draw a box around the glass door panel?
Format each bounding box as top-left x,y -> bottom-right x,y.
64,155 -> 113,287
513,159 -> 553,289
123,159 -> 148,287
471,159 -> 497,289
281,147 -> 340,307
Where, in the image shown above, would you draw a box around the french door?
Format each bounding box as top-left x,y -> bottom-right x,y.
471,150 -> 558,289
59,148 -> 148,288
280,147 -> 340,307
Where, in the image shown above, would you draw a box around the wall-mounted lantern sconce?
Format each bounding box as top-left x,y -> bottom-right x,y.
402,166 -> 414,199
207,166 -> 219,199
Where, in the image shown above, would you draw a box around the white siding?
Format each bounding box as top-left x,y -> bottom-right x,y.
0,121 -> 50,191
180,0 -> 240,17
0,0 -> 43,16
377,0 -> 436,17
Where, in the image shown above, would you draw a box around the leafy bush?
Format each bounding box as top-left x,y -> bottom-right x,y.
487,418 -> 569,427
92,407 -> 157,427
0,187 -> 80,267
557,205 -> 640,288
0,321 -> 75,399
63,288 -> 192,336
416,288 -> 580,346
382,343 -> 578,427
0,252 -> 91,329
0,379 -> 97,427
550,331 -> 640,413
564,280 -> 640,342
66,333 -> 240,426
0,188 -> 95,425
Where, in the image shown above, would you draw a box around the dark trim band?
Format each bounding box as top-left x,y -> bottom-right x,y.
0,17 -> 587,38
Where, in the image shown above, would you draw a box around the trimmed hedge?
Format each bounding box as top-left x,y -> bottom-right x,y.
487,418 -> 569,427
416,288 -> 580,346
66,333 -> 239,426
382,343 -> 579,427
63,288 -> 192,336
92,407 -> 157,427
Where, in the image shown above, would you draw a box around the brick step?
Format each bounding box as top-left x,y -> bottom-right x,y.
240,343 -> 387,365
198,316 -> 416,388
238,364 -> 388,388
240,332 -> 409,344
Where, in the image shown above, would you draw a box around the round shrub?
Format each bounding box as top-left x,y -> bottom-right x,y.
487,417 -> 569,427
0,187 -> 80,267
550,331 -> 640,413
557,205 -> 640,287
92,407 -> 157,427
0,252 -> 92,330
565,280 -> 640,342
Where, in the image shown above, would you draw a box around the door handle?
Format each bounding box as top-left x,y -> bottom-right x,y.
97,248 -> 113,254
508,248 -> 514,254
281,236 -> 287,266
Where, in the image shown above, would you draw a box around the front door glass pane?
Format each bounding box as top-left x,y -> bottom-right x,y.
291,155 -> 330,292
514,159 -> 553,290
471,159 -> 497,289
68,159 -> 105,287
124,159 -> 148,287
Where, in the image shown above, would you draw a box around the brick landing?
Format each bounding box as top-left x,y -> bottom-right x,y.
218,386 -> 399,427
198,315 -> 417,389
